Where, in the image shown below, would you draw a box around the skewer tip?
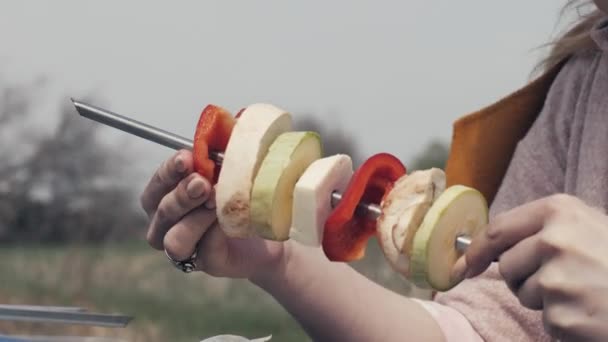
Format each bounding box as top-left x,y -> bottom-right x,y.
70,97 -> 86,117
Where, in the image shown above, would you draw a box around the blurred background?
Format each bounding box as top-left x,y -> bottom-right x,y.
0,1 -> 569,341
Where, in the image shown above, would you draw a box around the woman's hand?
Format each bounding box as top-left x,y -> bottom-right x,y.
139,150 -> 447,342
139,150 -> 287,279
455,194 -> 608,341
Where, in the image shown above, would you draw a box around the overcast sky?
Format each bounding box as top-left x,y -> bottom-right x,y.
0,1 -> 566,188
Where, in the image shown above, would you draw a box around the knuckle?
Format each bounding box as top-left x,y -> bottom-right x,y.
544,307 -> 580,336
538,228 -> 566,252
486,214 -> 506,241
176,178 -> 196,208
156,169 -> 171,186
538,274 -> 557,293
538,267 -> 565,294
549,193 -> 575,205
154,205 -> 171,227
140,193 -> 153,214
163,233 -> 183,258
539,264 -> 585,298
538,229 -> 555,247
157,160 -> 178,186
152,165 -> 166,184
146,230 -> 161,250
545,194 -> 579,215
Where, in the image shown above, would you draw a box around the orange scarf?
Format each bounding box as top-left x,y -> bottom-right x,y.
445,61 -> 567,205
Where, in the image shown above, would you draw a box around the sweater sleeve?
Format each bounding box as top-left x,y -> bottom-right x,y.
431,52 -> 595,341
412,299 -> 484,341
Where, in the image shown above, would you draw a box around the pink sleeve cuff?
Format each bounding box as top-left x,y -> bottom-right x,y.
411,298 -> 483,342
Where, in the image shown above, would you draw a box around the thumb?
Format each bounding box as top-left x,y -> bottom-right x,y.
451,255 -> 469,284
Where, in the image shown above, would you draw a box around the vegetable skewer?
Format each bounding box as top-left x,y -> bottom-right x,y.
71,99 -> 474,252
73,99 -> 488,291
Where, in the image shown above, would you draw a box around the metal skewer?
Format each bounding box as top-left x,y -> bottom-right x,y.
71,98 -> 473,252
0,335 -> 126,342
0,305 -> 86,312
0,306 -> 132,327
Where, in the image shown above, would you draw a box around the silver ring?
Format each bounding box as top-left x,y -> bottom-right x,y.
165,249 -> 197,273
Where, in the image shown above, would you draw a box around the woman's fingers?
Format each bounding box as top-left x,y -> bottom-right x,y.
164,207 -> 217,261
195,223 -> 232,277
464,196 -> 557,277
517,255 -> 569,312
500,234 -> 552,310
498,235 -> 544,295
146,173 -> 212,249
516,271 -> 544,310
204,186 -> 216,210
140,150 -> 193,217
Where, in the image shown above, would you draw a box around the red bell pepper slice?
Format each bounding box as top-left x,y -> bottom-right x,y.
193,104 -> 236,183
322,153 -> 406,262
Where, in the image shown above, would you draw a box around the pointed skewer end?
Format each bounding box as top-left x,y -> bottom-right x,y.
70,97 -> 85,116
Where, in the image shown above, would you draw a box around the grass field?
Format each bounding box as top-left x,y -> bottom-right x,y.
0,240 -> 430,341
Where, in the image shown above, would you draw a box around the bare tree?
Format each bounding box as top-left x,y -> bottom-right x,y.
0,80 -> 145,243
409,139 -> 450,171
0,77 -> 46,178
293,111 -> 363,164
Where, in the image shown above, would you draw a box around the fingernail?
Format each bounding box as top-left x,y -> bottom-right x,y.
485,222 -> 499,240
451,256 -> 468,282
175,156 -> 186,173
204,190 -> 216,209
186,177 -> 206,199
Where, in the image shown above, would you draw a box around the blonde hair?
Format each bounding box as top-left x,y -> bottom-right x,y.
537,1 -> 604,73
